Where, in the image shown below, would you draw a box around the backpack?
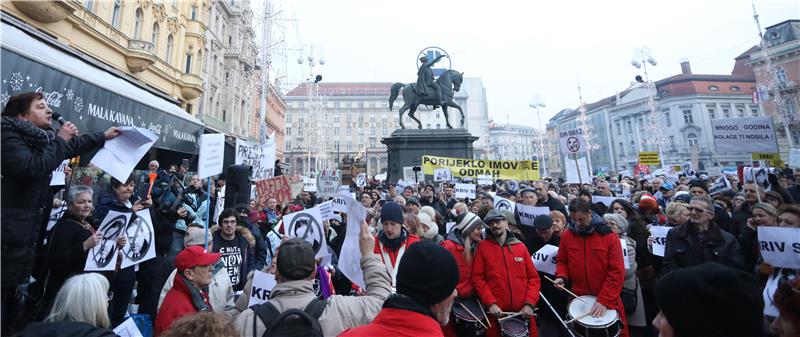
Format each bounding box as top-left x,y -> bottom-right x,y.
252,298 -> 327,337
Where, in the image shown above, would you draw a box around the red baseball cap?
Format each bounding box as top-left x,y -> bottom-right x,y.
175,246 -> 220,271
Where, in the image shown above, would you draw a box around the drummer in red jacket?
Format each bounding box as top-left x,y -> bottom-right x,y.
374,201 -> 420,289
441,211 -> 486,337
472,209 -> 541,337
553,198 -> 630,337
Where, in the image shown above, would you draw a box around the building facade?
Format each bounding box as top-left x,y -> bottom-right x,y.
197,0 -> 257,139
485,123 -> 543,162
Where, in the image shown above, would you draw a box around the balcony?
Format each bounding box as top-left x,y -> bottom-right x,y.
13,0 -> 77,24
125,40 -> 155,73
180,73 -> 204,100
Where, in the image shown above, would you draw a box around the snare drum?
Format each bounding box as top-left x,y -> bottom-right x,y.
566,295 -> 621,337
499,317 -> 528,337
451,297 -> 487,337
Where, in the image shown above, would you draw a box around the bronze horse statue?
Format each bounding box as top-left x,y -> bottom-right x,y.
389,69 -> 465,129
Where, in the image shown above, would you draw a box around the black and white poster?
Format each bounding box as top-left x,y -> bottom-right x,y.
120,211 -> 156,269
85,210 -> 130,271
285,206 -> 327,259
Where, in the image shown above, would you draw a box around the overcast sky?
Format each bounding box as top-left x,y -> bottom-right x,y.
253,0 -> 797,129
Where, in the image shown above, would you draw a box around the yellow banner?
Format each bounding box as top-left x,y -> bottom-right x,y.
638,152 -> 660,165
751,152 -> 780,161
421,155 -> 539,181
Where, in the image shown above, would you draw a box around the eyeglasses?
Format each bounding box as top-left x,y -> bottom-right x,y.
687,206 -> 713,214
221,220 -> 237,225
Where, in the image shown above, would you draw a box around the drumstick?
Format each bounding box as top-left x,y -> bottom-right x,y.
458,302 -> 489,330
565,312 -> 592,324
498,312 -> 523,322
543,275 -> 587,303
479,303 -> 492,328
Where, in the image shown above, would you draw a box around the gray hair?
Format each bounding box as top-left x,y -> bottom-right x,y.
691,195 -> 716,213
67,185 -> 93,204
46,273 -> 110,328
603,213 -> 629,234
149,160 -> 160,168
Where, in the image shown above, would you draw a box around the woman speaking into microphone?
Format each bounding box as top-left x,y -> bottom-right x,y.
0,91 -> 121,334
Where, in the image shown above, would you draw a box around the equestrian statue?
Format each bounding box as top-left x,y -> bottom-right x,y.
389,54 -> 465,129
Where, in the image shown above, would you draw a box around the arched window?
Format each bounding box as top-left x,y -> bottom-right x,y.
111,0 -> 122,28
688,133 -> 699,148
165,34 -> 174,64
151,23 -> 159,47
133,8 -> 143,39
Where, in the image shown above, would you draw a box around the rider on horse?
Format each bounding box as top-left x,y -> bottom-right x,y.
416,54 -> 448,107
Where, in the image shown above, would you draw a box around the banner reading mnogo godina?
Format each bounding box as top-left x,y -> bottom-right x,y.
422,155 -> 539,180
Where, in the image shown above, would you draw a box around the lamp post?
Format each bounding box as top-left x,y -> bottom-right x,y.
631,46 -> 666,168
297,46 -> 326,175
529,99 -> 548,177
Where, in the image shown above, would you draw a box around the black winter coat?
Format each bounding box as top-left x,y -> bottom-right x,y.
661,221 -> 744,276
1,119 -> 105,286
41,213 -> 96,305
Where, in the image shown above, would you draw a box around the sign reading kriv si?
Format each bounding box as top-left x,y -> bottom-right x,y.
454,183 -> 476,199
248,270 -> 277,307
638,152 -> 660,165
649,226 -> 671,257
757,226 -> 800,269
422,155 -> 538,180
711,117 -> 778,153
531,244 -> 558,275
559,128 -> 587,154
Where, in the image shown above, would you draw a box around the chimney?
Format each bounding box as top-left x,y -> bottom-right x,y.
680,57 -> 692,75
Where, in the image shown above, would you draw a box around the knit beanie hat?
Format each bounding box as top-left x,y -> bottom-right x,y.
419,206 -> 437,222
655,263 -> 763,337
418,212 -> 439,240
603,213 -> 629,233
688,179 -> 709,194
380,201 -> 405,225
639,195 -> 659,213
396,241 -> 459,307
455,211 -> 485,236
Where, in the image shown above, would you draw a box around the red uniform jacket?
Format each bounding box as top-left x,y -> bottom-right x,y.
338,307 -> 443,337
471,232 -> 540,337
441,237 -> 474,297
373,234 -> 420,266
556,221 -> 629,337
154,275 -> 211,336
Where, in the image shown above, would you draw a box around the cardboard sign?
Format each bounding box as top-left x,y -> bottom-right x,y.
757,227 -> 800,269
317,169 -> 340,198
516,203 -> 551,226
621,239 -> 630,270
331,197 -> 348,213
235,139 -> 272,180
50,160 -> 69,186
318,201 -> 335,221
591,196 -> 623,207
531,244 -> 559,275
638,152 -> 660,166
477,175 -> 493,185
285,207 -> 328,259
454,183 -> 476,199
649,226 -> 671,257
255,176 -> 293,205
493,195 -> 516,213
302,176 -> 317,192
197,134 -> 225,179
559,128 -> 587,154
711,117 -> 778,153
248,270 -> 277,307
119,211 -> 156,269
434,167 -> 453,182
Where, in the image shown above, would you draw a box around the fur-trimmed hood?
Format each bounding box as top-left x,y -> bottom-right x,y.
210,224 -> 255,247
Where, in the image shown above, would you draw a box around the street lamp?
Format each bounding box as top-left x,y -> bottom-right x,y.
297,45 -> 327,175
632,46 -> 666,168
529,98 -> 548,177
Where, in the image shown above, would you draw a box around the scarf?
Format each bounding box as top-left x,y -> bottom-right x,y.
378,228 -> 408,251
178,274 -> 212,312
1,116 -> 55,148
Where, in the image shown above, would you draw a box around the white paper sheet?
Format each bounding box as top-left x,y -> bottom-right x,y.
531,244 -> 559,275
90,127 -> 157,183
113,317 -> 143,337
649,226 -> 671,257
339,194 -> 366,289
50,160 -> 69,186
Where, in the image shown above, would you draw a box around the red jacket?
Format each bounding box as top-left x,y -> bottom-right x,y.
374,234 -> 420,266
471,232 -> 540,337
338,307 -> 443,337
441,237 -> 474,297
154,275 -> 211,336
556,220 -> 629,337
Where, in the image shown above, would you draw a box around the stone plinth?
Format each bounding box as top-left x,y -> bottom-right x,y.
382,128 -> 478,183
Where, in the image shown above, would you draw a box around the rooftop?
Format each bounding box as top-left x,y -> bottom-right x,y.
286,82 -> 395,97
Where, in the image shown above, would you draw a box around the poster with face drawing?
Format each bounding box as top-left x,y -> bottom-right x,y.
120,211 -> 156,269
85,210 -> 130,271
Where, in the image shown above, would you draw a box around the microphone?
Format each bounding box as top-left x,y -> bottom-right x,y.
51,112 -> 66,125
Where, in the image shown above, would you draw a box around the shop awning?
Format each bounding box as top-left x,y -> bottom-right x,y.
0,19 -> 204,154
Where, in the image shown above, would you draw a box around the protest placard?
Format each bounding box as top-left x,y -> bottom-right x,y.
558,128 -> 587,154
285,206 -> 327,259
621,239 -> 630,270
235,139 -> 272,180
317,169 -> 340,198
248,270 -> 277,307
790,149 -> 800,168
531,244 -> 559,275
711,117 -> 779,153
318,201 -> 335,221
90,126 -> 157,183
113,317 -> 143,337
46,201 -> 67,232
302,176 -> 318,192
356,173 -> 367,188
339,194 -> 367,289
50,160 -> 69,186
331,196 -> 348,213
454,183 -> 476,199
119,211 -> 156,269
422,155 -> 537,181
757,226 -> 800,269
493,195 -> 516,213
591,196 -> 623,207
86,211 -> 131,271
638,152 -> 660,166
477,175 -> 493,185
434,167 -> 452,182
516,203 -> 551,226
255,176 -> 292,205
650,226 -> 671,257
197,134 -> 225,179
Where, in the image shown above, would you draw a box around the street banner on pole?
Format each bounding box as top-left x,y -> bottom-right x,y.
198,134 -> 225,179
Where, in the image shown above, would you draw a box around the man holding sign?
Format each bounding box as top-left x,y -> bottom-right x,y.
662,196 -> 743,275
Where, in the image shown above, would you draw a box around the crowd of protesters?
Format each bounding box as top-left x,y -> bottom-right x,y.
2,90 -> 799,337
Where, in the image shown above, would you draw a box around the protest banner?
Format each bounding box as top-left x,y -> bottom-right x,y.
752,152 -> 785,168
50,160 -> 69,186
434,167 -> 453,182
119,211 -> 156,269
255,175 -> 292,206
790,149 -> 800,168
454,183 -> 476,199
711,117 -> 778,153
621,239 -> 630,270
317,169 -> 340,198
285,206 -> 327,259
339,194 -> 367,289
531,244 -> 559,275
248,270 -> 277,307
493,195 -> 516,213
591,196 -> 623,207
197,134 -> 225,179
90,126 -> 157,183
302,176 -> 317,192
422,155 -> 536,181
558,128 -> 587,154
235,139 -> 271,180
516,203 -> 551,226
757,227 -> 800,269
638,152 -> 660,166
86,211 -> 131,271
650,226 -> 671,257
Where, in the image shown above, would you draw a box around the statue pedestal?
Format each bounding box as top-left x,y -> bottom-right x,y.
382,128 -> 478,183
